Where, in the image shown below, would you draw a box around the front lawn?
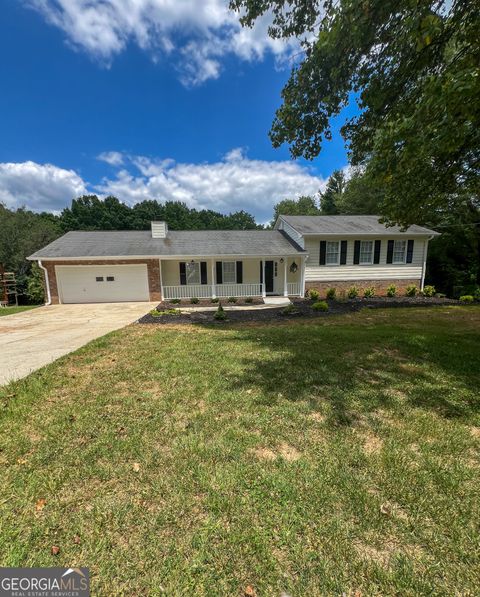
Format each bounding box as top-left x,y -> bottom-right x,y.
0,307 -> 479,595
0,305 -> 38,316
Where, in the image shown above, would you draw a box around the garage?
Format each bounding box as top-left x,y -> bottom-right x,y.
55,264 -> 150,303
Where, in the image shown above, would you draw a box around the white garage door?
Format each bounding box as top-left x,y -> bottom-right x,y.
56,265 -> 150,304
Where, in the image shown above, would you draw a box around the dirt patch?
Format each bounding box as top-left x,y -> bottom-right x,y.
469,426 -> 480,439
308,412 -> 326,423
278,442 -> 302,461
250,442 -> 302,462
353,539 -> 397,566
363,433 -> 383,455
251,447 -> 277,461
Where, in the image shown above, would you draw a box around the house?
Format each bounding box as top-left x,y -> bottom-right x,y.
28,216 -> 438,304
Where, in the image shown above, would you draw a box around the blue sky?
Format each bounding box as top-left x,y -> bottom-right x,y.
0,0 -> 355,223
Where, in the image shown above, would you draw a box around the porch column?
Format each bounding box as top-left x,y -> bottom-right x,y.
211,259 -> 216,298
262,259 -> 266,298
300,256 -> 306,297
283,257 -> 288,296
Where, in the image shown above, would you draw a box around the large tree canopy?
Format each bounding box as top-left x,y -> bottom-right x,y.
230,0 -> 479,225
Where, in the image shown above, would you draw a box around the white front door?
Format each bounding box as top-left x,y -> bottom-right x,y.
56,265 -> 150,303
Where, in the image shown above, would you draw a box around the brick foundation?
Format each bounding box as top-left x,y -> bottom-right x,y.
305,279 -> 422,298
42,259 -> 161,304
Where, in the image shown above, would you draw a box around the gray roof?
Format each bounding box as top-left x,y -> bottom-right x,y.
28,229 -> 305,260
279,215 -> 439,236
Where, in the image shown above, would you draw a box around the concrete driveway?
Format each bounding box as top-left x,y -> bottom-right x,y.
0,302 -> 156,386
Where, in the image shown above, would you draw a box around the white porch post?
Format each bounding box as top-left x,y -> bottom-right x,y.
301,256 -> 306,297
211,259 -> 216,298
283,258 -> 288,296
262,259 -> 266,298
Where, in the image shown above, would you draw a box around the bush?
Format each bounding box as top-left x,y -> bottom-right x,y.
312,301 -> 329,312
347,286 -> 359,299
211,297 -> 219,303
423,285 -> 436,297
214,303 -> 227,320
281,303 -> 298,315
26,263 -> 45,304
474,287 -> 480,302
386,284 -> 397,297
245,297 -> 253,304
405,284 -> 418,297
169,298 -> 181,304
150,308 -> 180,317
190,297 -> 199,304
363,287 -> 376,298
227,296 -> 237,303
459,295 -> 474,303
307,289 -> 320,301
326,287 -> 336,300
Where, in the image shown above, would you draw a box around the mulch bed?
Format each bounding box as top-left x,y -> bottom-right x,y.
138,296 -> 464,325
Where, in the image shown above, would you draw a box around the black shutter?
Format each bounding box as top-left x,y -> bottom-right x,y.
406,239 -> 414,263
319,241 -> 326,265
340,241 -> 347,265
179,262 -> 187,285
200,261 -> 207,285
259,261 -> 263,284
353,241 -> 361,265
216,261 -> 223,284
236,261 -> 243,284
386,240 -> 394,264
374,240 -> 381,264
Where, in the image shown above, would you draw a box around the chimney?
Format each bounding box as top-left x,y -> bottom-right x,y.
151,221 -> 168,238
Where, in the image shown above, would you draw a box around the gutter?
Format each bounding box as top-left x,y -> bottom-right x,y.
37,260 -> 52,306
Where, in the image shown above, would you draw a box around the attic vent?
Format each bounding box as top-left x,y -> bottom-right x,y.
151,221 -> 168,238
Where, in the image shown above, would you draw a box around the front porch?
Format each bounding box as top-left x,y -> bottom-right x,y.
160,257 -> 304,300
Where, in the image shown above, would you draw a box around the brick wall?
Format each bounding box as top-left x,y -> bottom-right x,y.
41,260 -> 161,304
305,278 -> 422,298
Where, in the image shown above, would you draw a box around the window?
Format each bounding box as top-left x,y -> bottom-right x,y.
359,241 -> 374,264
222,261 -> 236,284
326,241 -> 340,265
186,261 -> 200,285
106,276 -> 115,282
393,240 -> 407,264
274,262 -> 278,277
95,276 -> 104,282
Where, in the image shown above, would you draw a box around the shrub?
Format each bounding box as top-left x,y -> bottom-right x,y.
214,303 -> 227,320
460,295 -> 474,303
363,287 -> 376,298
211,297 -> 219,303
245,297 -> 253,304
474,287 -> 480,302
281,303 -> 298,315
326,287 -> 336,300
386,284 -> 397,297
26,263 -> 45,304
150,308 -> 180,317
190,297 -> 199,304
170,298 -> 181,304
308,289 -> 320,301
227,296 -> 237,303
423,285 -> 436,297
405,284 -> 418,297
347,286 -> 359,299
312,301 -> 329,312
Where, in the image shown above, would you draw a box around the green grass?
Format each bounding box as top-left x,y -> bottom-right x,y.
0,305 -> 38,316
1,307 -> 479,595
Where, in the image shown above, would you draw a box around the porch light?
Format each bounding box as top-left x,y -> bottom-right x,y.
290,261 -> 298,273
280,258 -> 284,263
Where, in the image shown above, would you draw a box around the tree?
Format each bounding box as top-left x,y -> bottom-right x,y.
26,263 -> 45,304
271,195 -> 320,226
319,170 -> 345,214
230,0 -> 480,226
336,169 -> 384,215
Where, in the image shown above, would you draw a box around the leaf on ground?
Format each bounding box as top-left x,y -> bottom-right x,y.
380,503 -> 392,516
35,498 -> 46,512
244,585 -> 256,597
17,458 -> 27,465
73,535 -> 81,544
133,463 -> 141,472
51,545 -> 60,555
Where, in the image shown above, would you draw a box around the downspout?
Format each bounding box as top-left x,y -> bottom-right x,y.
38,260 -> 52,306
420,235 -> 433,291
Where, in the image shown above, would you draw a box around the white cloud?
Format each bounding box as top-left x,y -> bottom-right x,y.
0,151 -> 327,221
25,0 -> 298,85
97,151 -> 125,166
95,149 -> 326,222
0,161 -> 87,212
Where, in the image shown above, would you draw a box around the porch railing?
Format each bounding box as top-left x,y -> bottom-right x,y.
162,283 -> 264,300
287,282 -> 302,296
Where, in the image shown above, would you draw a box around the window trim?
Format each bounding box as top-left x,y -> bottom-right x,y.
392,240 -> 407,264
222,261 -> 236,284
359,240 -> 374,265
185,261 -> 201,285
325,241 -> 340,266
